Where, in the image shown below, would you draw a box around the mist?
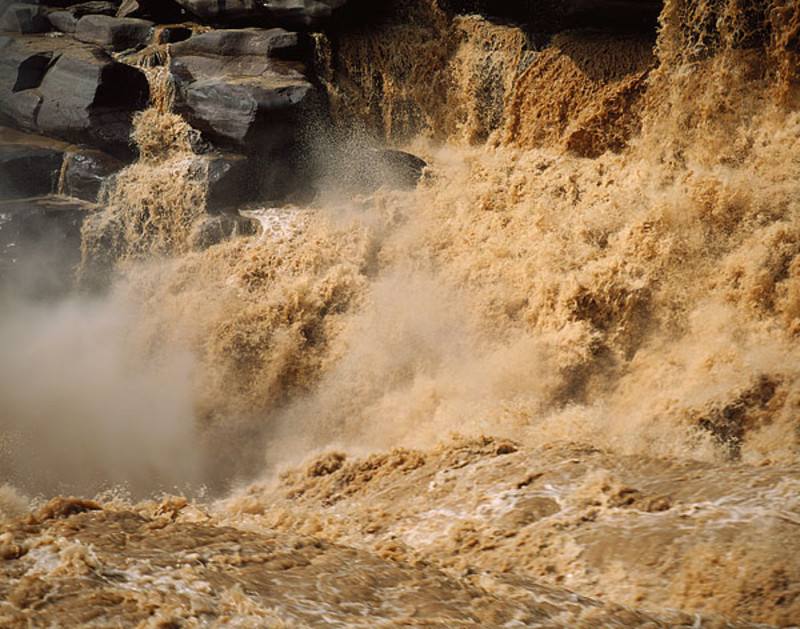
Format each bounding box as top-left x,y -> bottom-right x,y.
0,285 -> 203,498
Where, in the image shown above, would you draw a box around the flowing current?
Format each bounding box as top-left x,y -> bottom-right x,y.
1,0 -> 799,626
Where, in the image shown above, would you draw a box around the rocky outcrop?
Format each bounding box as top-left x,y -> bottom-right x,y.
0,35 -> 150,153
204,152 -> 256,210
0,127 -> 65,199
168,26 -> 318,199
188,211 -> 259,249
170,28 -> 315,149
48,3 -> 125,33
116,0 -> 187,22
74,14 -> 154,51
61,147 -> 122,201
0,3 -> 51,34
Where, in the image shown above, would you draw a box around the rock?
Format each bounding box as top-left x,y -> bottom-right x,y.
61,148 -> 123,202
0,195 -> 95,297
170,28 -> 316,149
0,3 -> 50,33
205,152 -> 256,211
170,27 -> 303,60
173,0 -> 349,29
74,14 -> 154,52
188,211 -> 258,250
178,76 -> 313,147
48,1 -> 118,31
319,144 -> 427,194
0,125 -> 123,203
0,128 -> 65,200
47,10 -> 77,33
0,35 -> 150,153
261,0 -> 349,28
70,1 -> 119,16
372,148 -> 427,189
153,25 -> 192,44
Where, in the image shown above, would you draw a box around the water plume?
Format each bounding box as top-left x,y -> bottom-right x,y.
2,0 -> 800,623
0,292 -> 201,497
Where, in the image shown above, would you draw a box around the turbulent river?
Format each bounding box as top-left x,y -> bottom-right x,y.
1,0 -> 800,626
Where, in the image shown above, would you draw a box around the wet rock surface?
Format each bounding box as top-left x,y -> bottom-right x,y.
60,147 -> 123,201
0,139 -> 63,200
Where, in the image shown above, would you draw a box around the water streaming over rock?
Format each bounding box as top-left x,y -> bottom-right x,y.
1,0 -> 800,626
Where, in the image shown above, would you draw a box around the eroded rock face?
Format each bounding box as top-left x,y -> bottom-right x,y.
0,3 -> 51,34
188,211 -> 259,249
74,14 -> 154,52
0,129 -> 64,199
48,3 -> 122,34
0,35 -> 150,153
61,148 -> 123,202
116,0 -> 187,21
170,28 -> 316,154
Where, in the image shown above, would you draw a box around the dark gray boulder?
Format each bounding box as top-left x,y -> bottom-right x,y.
74,14 -> 154,52
261,0 -> 349,28
61,148 -> 123,202
170,28 -> 315,149
318,143 -> 428,194
0,35 -> 150,153
173,0 -> 349,28
205,151 -> 255,211
371,149 -> 427,189
170,27 -> 302,60
176,75 -> 313,147
47,10 -> 78,32
48,2 -> 119,32
0,3 -> 50,33
188,211 -> 258,250
0,129 -> 65,199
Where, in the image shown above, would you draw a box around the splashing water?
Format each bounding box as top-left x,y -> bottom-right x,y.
2,0 -> 800,625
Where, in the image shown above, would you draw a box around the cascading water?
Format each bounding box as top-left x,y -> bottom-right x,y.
1,0 -> 799,626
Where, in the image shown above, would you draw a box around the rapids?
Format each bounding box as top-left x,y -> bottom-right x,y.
1,0 -> 799,626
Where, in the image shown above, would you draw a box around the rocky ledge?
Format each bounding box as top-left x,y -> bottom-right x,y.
0,0 -> 661,296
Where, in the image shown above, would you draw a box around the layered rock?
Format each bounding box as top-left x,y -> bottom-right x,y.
170,28 -> 315,148
73,14 -> 154,51
0,35 -> 150,153
169,27 -> 319,198
60,147 -> 123,201
47,2 -> 118,34
0,127 -> 65,199
0,2 -> 51,33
